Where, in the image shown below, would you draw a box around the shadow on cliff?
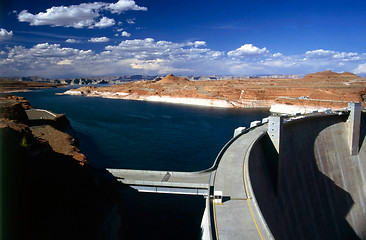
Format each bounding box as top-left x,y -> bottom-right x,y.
359,112 -> 366,150
249,114 -> 360,240
1,126 -> 126,240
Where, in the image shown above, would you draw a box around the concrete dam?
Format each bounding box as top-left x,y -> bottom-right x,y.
248,105 -> 366,239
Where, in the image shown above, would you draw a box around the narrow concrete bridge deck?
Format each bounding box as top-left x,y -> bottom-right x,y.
107,168 -> 211,195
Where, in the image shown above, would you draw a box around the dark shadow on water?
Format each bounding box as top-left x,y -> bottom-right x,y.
75,130 -> 109,169
118,187 -> 206,240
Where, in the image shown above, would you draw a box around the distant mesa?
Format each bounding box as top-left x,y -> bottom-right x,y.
303,70 -> 360,79
156,74 -> 190,84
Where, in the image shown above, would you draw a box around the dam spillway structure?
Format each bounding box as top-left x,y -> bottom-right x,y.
244,103 -> 366,239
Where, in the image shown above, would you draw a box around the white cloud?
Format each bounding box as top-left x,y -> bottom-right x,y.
0,43 -> 94,77
57,59 -> 72,65
354,63 -> 366,74
305,49 -> 361,63
65,38 -> 81,43
17,0 -> 146,29
272,52 -> 283,58
121,31 -> 131,37
17,3 -> 104,28
1,39 -> 365,78
0,28 -> 13,40
88,37 -> 110,43
188,41 -> 206,48
107,0 -> 147,14
305,49 -> 336,58
94,16 -> 115,28
126,18 -> 135,24
228,44 -> 269,58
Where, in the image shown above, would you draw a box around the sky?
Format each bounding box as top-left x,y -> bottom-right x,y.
1,0 -> 366,78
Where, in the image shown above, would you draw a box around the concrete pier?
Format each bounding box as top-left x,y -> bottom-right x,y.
348,102 -> 361,155
268,116 -> 283,153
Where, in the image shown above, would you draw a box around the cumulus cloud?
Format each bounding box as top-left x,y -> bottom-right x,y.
107,0 -> 147,14
94,16 -> 115,28
187,41 -> 206,48
1,39 -> 365,78
305,49 -> 335,58
126,18 -> 135,24
305,49 -> 360,62
354,63 -> 366,74
65,38 -> 81,43
88,37 -> 110,43
57,59 -> 73,65
121,31 -> 131,37
17,0 -> 146,29
0,28 -> 13,40
228,44 -> 269,58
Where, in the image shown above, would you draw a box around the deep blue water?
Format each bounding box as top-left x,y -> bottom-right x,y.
17,86 -> 270,239
18,86 -> 270,171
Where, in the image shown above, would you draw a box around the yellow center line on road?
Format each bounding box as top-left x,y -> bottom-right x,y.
213,201 -> 219,240
243,138 -> 265,240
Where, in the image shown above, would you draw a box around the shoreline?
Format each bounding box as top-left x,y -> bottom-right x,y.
61,89 -> 348,114
61,89 -> 273,109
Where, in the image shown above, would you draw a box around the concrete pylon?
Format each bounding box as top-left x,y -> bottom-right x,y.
268,116 -> 284,153
348,102 -> 361,155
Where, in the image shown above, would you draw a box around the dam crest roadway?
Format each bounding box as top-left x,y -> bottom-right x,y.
93,103 -> 366,239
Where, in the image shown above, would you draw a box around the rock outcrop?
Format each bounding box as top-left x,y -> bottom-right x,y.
0,95 -> 126,240
303,70 -> 360,80
156,74 -> 190,84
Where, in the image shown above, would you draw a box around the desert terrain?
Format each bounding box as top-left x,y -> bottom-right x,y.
64,70 -> 366,113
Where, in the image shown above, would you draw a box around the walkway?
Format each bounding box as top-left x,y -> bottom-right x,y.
25,109 -> 57,120
212,125 -> 270,240
107,168 -> 210,195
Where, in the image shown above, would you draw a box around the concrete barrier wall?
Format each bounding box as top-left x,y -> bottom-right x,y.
248,113 -> 366,239
200,197 -> 213,240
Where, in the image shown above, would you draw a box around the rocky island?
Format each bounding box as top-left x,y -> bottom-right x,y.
63,71 -> 366,113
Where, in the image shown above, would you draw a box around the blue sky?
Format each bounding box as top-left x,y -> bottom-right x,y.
1,0 -> 366,78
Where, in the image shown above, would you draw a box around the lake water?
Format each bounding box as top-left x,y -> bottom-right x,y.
17,86 -> 270,239
18,86 -> 270,171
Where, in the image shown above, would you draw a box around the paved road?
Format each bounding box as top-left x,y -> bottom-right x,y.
212,125 -> 271,240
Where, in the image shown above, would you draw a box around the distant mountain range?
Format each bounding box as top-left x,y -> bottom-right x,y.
0,74 -> 299,85
0,75 -> 159,85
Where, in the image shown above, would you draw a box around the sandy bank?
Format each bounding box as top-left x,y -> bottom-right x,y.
269,103 -> 344,114
62,89 -> 272,109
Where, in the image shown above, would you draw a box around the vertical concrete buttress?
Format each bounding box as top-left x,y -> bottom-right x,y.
348,102 -> 361,155
268,116 -> 284,153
